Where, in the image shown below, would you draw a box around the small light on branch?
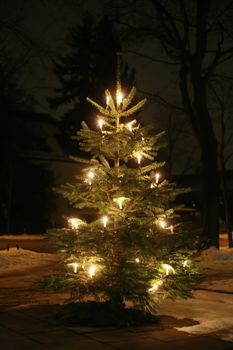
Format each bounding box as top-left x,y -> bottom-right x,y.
116,91 -> 123,106
148,280 -> 163,292
72,262 -> 79,273
88,264 -> 96,278
162,263 -> 175,276
68,217 -> 79,230
126,122 -> 133,132
159,220 -> 166,229
136,153 -> 142,165
155,173 -> 160,184
135,258 -> 140,263
106,95 -> 110,107
98,119 -> 104,130
102,215 -> 109,228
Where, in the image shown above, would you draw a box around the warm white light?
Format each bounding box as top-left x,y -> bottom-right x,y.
127,123 -> 132,132
170,225 -> 174,233
116,91 -> 123,106
135,258 -> 140,263
183,260 -> 189,267
102,215 -> 109,228
87,171 -> 95,183
162,263 -> 175,276
159,220 -> 166,229
148,280 -> 163,292
117,197 -> 123,209
137,153 -> 142,165
106,95 -> 110,106
72,262 -> 79,273
88,264 -> 96,278
98,119 -> 104,130
155,173 -> 160,184
68,217 -> 79,230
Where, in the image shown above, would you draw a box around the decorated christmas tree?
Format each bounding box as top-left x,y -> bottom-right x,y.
49,67 -> 200,325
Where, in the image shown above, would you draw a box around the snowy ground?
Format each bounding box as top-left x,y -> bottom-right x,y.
0,237 -> 232,342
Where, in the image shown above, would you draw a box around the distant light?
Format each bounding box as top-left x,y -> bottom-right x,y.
135,258 -> 140,263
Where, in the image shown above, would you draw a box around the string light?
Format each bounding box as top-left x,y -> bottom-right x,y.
135,258 -> 140,263
126,123 -> 133,132
161,263 -> 175,276
88,264 -> 96,278
106,95 -> 110,107
183,260 -> 189,267
116,91 -> 123,106
98,119 -> 104,130
71,262 -> 79,273
86,170 -> 95,185
148,280 -> 163,292
137,153 -> 142,165
155,173 -> 160,184
68,217 -> 79,230
159,220 -> 166,229
102,215 -> 109,228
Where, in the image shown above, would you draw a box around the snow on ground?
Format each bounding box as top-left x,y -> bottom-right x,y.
0,234 -> 45,240
0,247 -> 55,272
159,246 -> 233,342
0,242 -> 232,341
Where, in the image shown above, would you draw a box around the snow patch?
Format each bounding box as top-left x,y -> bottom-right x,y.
199,246 -> 233,261
0,234 -> 45,240
0,247 -> 55,271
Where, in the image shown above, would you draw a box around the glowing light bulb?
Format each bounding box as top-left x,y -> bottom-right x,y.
106,95 -> 110,106
68,218 -> 79,230
87,171 -> 94,184
155,173 -> 160,184
117,197 -> 123,209
116,91 -> 123,106
102,215 -> 109,228
98,119 -> 104,130
127,123 -> 132,132
88,264 -> 96,278
135,258 -> 140,263
88,171 -> 94,179
72,262 -> 79,273
148,280 -> 163,292
159,220 -> 166,229
137,153 -> 142,165
162,263 -> 175,276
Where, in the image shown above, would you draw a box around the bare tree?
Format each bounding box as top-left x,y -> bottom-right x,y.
107,0 -> 233,247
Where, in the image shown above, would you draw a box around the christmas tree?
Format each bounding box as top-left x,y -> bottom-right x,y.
49,69 -> 200,324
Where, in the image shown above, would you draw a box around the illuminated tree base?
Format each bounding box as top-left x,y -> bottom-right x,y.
55,301 -> 159,327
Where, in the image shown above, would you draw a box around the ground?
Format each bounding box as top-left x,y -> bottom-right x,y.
0,235 -> 232,349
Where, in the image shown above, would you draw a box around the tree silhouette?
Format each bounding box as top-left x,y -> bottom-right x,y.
48,13 -> 135,154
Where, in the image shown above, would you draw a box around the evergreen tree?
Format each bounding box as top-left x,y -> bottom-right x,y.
48,13 -> 135,154
49,74 -> 200,323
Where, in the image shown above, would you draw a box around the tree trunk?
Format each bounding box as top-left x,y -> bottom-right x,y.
200,136 -> 219,248
220,155 -> 233,248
